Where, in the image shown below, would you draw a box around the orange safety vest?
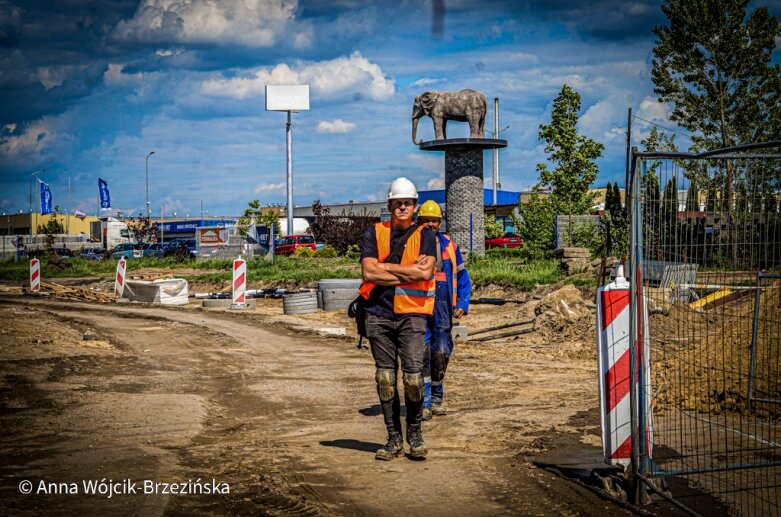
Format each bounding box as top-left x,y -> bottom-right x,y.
359,222 -> 435,315
434,233 -> 459,307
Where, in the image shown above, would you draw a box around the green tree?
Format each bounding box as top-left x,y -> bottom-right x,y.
484,214 -> 505,239
520,85 -> 604,255
37,206 -> 65,252
686,181 -> 700,211
517,190 -> 555,259
237,200 -> 281,237
652,0 -> 781,260
536,84 -> 604,216
652,0 -> 780,149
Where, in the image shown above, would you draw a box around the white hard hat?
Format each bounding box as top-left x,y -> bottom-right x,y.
388,177 -> 419,200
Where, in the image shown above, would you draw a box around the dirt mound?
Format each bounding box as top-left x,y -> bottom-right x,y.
532,285 -> 595,359
651,280 -> 780,419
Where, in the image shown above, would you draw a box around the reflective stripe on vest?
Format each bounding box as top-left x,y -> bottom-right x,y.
359,222 -> 435,315
440,234 -> 459,307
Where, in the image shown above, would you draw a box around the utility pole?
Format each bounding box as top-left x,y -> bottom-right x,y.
625,107 -> 632,213
145,151 -> 155,218
493,97 -> 499,206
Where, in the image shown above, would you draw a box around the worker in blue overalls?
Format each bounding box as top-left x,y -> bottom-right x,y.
416,200 -> 471,420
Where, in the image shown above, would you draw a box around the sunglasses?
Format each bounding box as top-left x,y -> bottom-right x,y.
390,200 -> 416,209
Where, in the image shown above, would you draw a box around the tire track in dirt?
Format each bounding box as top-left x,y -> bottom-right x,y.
1,297 -> 642,516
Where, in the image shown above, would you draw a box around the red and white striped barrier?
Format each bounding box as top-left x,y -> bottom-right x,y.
114,258 -> 127,298
29,259 -> 40,292
596,267 -> 653,469
232,259 -> 246,305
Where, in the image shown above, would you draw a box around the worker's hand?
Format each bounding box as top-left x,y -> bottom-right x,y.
454,308 -> 465,318
415,254 -> 428,265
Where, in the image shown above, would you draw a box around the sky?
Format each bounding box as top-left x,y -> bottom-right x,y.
2,0 -> 780,218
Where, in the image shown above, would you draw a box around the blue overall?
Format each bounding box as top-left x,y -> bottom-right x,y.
423,233 -> 471,408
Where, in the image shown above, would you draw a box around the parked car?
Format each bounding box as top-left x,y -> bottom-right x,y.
49,247 -> 74,258
163,239 -> 198,259
485,233 -> 522,249
79,247 -> 106,260
109,242 -> 143,260
275,234 -> 317,256
142,242 -> 166,258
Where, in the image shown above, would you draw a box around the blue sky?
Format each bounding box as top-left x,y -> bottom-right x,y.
2,0 -> 780,217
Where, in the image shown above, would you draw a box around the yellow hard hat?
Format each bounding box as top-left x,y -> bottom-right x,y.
418,200 -> 442,219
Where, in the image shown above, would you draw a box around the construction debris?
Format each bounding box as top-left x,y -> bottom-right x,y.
40,281 -> 114,302
469,318 -> 536,337
554,247 -> 591,275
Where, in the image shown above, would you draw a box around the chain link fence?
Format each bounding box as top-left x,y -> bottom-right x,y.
628,142 -> 781,516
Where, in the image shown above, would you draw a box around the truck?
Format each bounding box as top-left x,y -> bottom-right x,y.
90,218 -> 130,249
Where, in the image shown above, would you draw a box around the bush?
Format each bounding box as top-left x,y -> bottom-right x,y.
344,244 -> 361,260
294,246 -> 315,258
313,246 -> 338,258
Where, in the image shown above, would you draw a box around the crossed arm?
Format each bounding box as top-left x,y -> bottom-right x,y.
361,255 -> 435,286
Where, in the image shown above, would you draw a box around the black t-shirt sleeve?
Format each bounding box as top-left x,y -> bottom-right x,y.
359,224 -> 378,261
419,227 -> 436,258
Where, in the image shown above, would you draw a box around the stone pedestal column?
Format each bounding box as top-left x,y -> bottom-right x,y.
419,138 -> 507,256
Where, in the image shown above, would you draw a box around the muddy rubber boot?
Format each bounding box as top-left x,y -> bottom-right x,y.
406,425 -> 427,459
375,433 -> 403,461
422,407 -> 433,421
431,402 -> 447,416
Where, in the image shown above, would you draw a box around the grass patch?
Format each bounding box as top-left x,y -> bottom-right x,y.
1,254 -> 565,290
467,257 -> 562,290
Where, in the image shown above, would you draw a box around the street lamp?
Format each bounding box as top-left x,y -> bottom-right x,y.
145,151 -> 155,218
28,168 -> 48,213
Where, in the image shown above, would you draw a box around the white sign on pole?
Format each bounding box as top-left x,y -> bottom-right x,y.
265,85 -> 310,112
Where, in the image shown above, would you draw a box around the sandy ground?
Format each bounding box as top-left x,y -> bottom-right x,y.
0,284 -> 690,516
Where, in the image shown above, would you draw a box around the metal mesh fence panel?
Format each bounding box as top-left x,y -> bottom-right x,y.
630,144 -> 781,516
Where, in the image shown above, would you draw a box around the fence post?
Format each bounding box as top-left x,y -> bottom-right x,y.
628,151 -> 647,503
748,272 -> 762,413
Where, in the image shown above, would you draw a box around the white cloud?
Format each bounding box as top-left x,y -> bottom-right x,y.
254,182 -> 285,194
413,78 -> 440,87
113,0 -> 298,47
0,117 -> 68,161
580,96 -> 627,142
200,51 -> 395,101
317,119 -> 356,133
427,172 -> 444,190
36,65 -> 85,90
637,97 -> 672,122
406,153 -> 442,174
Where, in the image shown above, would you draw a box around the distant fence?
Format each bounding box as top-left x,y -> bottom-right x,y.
554,214 -> 599,248
627,142 -> 781,515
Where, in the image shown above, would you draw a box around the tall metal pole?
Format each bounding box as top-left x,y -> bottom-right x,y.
145,151 -> 155,218
286,110 -> 293,236
493,97 -> 499,206
625,107 -> 632,213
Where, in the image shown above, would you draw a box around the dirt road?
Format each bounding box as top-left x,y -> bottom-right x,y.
0,294 -> 667,516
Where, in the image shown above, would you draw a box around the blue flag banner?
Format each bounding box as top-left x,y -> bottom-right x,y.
39,181 -> 52,215
98,178 -> 111,209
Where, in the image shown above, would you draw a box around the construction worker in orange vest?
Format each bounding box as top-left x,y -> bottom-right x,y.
359,177 -> 437,460
416,200 -> 472,420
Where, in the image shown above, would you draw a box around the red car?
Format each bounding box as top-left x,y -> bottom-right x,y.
276,234 -> 317,256
485,233 -> 522,249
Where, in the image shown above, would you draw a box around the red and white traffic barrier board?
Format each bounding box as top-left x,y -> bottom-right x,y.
232,258 -> 246,305
596,268 -> 653,469
114,258 -> 127,298
29,259 -> 41,292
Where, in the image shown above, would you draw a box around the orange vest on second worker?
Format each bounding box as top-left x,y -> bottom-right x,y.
359,222 -> 435,315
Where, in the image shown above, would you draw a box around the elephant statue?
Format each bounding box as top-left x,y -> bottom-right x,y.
412,89 -> 487,144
